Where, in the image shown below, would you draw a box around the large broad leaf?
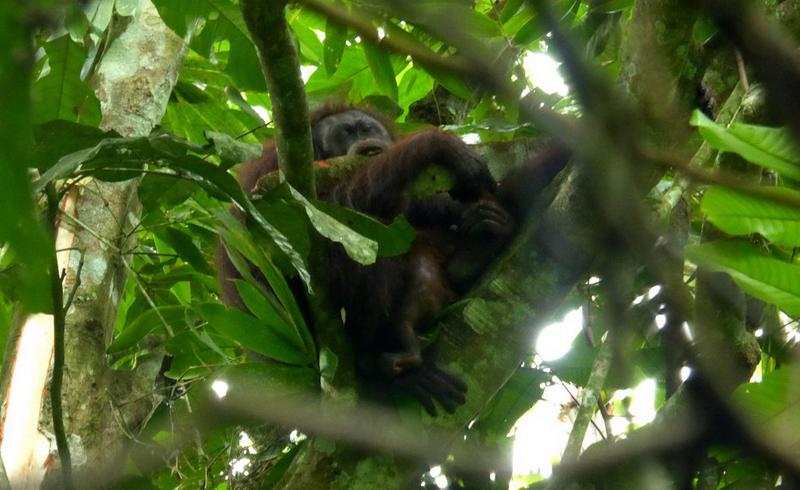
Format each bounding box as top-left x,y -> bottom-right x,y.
203,131 -> 262,168
311,199 -> 414,257
362,40 -> 398,101
287,186 -> 378,265
690,110 -> 800,181
686,240 -> 800,316
164,94 -> 264,146
397,68 -> 435,113
290,17 -> 324,66
733,367 -> 800,455
701,186 -> 800,247
152,0 -> 265,91
31,35 -> 100,125
32,120 -> 115,172
163,330 -> 228,380
198,303 -> 310,365
323,15 -> 347,75
256,183 -> 412,259
306,46 -> 370,98
499,0 -> 525,23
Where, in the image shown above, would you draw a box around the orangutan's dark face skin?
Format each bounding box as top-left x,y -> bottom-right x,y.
312,109 -> 392,159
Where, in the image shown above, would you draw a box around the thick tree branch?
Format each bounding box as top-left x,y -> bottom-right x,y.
241,0 -> 315,197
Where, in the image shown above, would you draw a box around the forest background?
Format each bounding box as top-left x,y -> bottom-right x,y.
3,0 -> 800,489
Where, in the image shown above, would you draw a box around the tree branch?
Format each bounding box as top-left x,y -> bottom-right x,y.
241,0 -> 315,197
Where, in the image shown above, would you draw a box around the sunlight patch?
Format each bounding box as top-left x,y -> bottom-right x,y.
211,380 -> 229,398
301,65 -> 317,84
535,307 -> 583,361
461,133 -> 481,144
522,52 -> 568,96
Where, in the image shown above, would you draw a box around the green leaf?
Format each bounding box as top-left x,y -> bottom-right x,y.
115,0 -> 139,17
155,227 -> 213,275
686,240 -> 800,316
32,120 -> 114,172
30,131 -> 310,290
470,367 -> 549,439
306,46 -> 369,100
108,305 -> 188,353
233,280 -> 305,351
701,186 -> 800,247
690,110 -> 800,180
323,16 -> 347,75
415,3 -> 502,39
319,346 -> 339,388
423,64 -> 474,100
733,367 -> 800,453
164,77 -> 267,144
83,0 -> 114,36
215,210 -> 313,353
311,200 -> 414,257
397,69 -> 435,113
589,0 -> 634,13
291,19 -> 324,66
513,15 -> 542,45
31,35 -> 100,125
362,40 -> 398,101
138,173 -> 197,208
691,16 -> 718,45
198,303 -> 309,364
204,130 -> 262,168
163,331 -> 226,380
499,0 -> 525,23
152,0 -> 265,91
287,187 -> 378,265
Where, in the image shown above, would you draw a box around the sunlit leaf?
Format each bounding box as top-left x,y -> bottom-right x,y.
204,130 -> 262,168
311,199 -> 415,257
288,186 -> 378,265
733,367 -> 800,456
152,0 -> 265,91
686,240 -> 800,316
362,40 -> 398,101
499,0 -> 525,23
701,186 -> 800,247
31,35 -> 100,125
691,110 -> 800,180
323,15 -> 347,75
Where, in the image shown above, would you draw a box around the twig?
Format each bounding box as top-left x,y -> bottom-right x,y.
62,251 -> 85,314
562,340 -> 612,464
734,50 -> 750,92
298,0 -> 472,78
643,147 -> 800,209
45,183 -> 74,490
